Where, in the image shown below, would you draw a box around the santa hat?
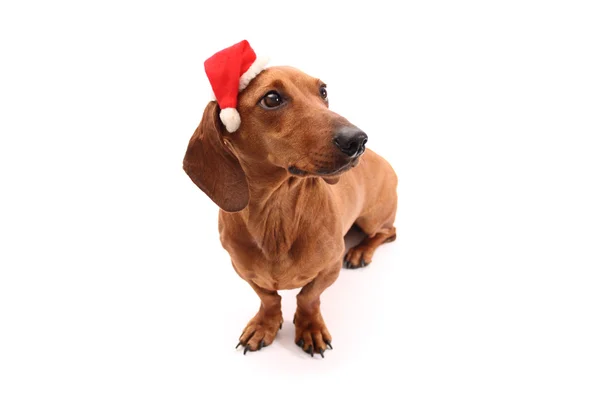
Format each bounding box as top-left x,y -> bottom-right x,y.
204,40 -> 269,133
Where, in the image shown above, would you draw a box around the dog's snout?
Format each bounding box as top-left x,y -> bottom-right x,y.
333,127 -> 368,158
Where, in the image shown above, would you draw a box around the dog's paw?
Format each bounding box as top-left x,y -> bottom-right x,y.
293,311 -> 332,358
236,313 -> 283,355
343,245 -> 373,269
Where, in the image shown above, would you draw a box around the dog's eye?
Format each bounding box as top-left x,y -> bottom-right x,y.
260,91 -> 284,109
320,86 -> 328,101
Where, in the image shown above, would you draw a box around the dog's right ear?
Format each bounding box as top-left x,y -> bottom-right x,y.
183,102 -> 249,212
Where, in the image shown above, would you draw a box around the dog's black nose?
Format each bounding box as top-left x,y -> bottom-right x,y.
333,127 -> 368,157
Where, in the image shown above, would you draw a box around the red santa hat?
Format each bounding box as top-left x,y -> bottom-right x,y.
204,40 -> 269,133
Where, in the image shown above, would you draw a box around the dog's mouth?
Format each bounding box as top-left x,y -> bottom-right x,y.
288,157 -> 360,177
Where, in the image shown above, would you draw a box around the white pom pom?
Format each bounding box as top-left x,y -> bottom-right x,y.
220,108 -> 241,133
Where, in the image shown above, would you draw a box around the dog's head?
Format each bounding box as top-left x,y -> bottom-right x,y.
183,66 -> 368,212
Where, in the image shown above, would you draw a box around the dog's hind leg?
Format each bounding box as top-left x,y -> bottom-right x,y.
344,204 -> 397,269
344,226 -> 396,268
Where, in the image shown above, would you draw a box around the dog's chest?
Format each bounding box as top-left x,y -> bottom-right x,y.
241,242 -> 342,291
220,212 -> 344,291
256,233 -> 344,290
250,258 -> 319,291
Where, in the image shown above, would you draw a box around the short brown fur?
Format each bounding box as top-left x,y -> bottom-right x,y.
183,66 -> 397,356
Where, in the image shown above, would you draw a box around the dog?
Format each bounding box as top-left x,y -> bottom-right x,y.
183,65 -> 397,357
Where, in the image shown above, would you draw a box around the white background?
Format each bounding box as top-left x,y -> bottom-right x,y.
1,0 -> 599,399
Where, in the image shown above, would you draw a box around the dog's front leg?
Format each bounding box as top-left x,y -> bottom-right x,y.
294,264 -> 341,357
237,281 -> 283,354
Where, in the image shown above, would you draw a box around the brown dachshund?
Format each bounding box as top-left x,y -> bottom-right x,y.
183,66 -> 397,357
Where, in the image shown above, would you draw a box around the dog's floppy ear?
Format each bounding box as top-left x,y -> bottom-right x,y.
183,101 -> 249,212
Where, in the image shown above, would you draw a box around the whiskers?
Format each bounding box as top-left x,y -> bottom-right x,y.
293,152 -> 345,174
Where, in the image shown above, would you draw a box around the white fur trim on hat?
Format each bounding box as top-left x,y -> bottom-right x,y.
238,55 -> 269,91
220,107 -> 241,133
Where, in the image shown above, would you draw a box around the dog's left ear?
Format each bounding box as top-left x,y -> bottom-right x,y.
183,101 -> 249,212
